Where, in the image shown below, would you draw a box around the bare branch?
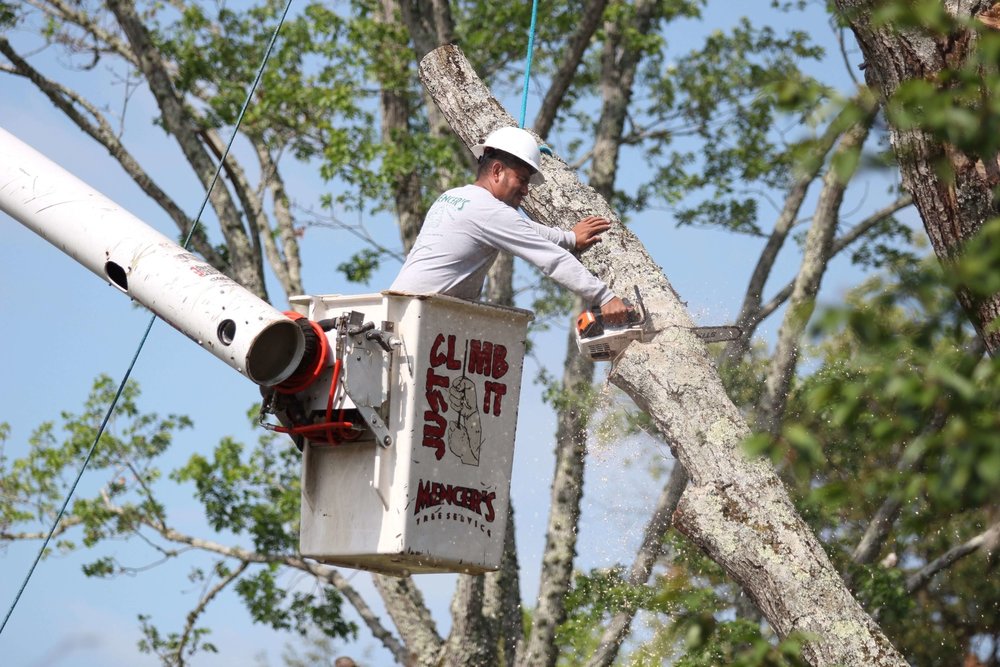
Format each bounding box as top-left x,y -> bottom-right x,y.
723,95 -> 875,364
25,0 -> 138,66
906,522 -> 1000,594
255,141 -> 304,296
746,194 -> 913,334
76,500 -> 410,663
532,0 -> 610,138
175,560 -> 249,667
0,515 -> 83,542
0,36 -> 226,269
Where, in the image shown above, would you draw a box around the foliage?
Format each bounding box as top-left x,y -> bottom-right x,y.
235,565 -> 357,639
556,551 -> 810,667
742,226 -> 1000,663
635,17 -> 829,234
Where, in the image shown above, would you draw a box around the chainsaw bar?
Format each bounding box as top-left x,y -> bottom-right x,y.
690,325 -> 742,343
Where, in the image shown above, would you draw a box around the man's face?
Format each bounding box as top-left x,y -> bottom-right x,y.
495,162 -> 533,208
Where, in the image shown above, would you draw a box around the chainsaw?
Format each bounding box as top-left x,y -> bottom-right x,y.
575,286 -> 742,361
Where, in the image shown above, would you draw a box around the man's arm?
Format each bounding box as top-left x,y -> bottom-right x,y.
482,211 -> 617,308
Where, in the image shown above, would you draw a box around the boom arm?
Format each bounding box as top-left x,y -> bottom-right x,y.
0,126 -> 304,386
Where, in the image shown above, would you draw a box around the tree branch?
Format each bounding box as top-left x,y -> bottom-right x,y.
745,194 -> 913,334
757,102 -> 877,435
373,574 -> 443,665
722,99 -> 859,364
106,0 -> 265,297
175,560 -> 249,667
532,0 -> 610,138
906,522 -> 1000,594
0,36 -> 225,269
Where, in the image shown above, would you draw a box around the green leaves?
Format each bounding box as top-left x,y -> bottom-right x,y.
235,565 -> 356,639
172,431 -> 301,554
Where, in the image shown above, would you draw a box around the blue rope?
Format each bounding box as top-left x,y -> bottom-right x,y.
0,0 -> 295,637
518,0 -> 540,129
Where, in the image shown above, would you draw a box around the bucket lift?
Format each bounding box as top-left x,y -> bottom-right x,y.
260,292 -> 531,575
0,127 -> 530,575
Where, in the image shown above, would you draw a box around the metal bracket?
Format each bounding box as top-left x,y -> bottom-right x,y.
340,317 -> 396,449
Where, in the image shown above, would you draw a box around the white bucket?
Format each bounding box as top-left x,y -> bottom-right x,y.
293,291 -> 532,575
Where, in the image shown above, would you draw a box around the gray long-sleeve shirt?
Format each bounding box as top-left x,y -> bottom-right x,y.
390,184 -> 614,305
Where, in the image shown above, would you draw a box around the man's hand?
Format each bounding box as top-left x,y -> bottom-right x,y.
572,215 -> 612,250
600,296 -> 630,325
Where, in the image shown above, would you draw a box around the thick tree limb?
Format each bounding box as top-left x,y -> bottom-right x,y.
373,574 -> 443,665
418,44 -> 905,667
106,0 -> 265,298
834,0 -> 1000,354
254,142 -> 304,296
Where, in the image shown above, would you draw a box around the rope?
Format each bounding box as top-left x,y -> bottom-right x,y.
518,0 -> 541,128
0,0 -> 295,637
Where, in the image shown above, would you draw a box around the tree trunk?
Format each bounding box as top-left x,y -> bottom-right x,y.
834,0 -> 1000,354
418,44 -> 906,667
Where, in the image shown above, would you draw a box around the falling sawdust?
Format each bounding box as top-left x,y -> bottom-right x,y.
580,372 -> 677,566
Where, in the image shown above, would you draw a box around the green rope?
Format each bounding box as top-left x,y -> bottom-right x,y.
518,0 -> 540,129
0,0 -> 295,637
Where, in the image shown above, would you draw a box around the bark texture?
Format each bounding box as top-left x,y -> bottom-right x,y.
834,0 -> 1000,354
418,44 -> 906,667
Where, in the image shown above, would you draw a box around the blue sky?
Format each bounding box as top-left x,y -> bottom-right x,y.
0,2 -> 914,665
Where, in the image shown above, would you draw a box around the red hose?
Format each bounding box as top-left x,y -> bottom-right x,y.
270,358 -> 358,445
275,312 -> 329,395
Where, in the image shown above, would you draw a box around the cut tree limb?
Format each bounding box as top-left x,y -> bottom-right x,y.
418,44 -> 906,667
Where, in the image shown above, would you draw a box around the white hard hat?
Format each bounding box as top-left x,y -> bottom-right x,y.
472,126 -> 545,185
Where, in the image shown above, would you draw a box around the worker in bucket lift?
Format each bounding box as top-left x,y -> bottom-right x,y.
390,126 -> 629,324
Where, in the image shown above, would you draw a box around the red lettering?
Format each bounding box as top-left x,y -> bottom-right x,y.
430,333 -> 461,369
412,478 -> 498,522
429,333 -> 447,368
483,381 -> 507,415
482,492 -> 496,522
467,339 -> 493,376
446,335 -> 461,369
425,368 -> 449,413
491,344 -> 509,379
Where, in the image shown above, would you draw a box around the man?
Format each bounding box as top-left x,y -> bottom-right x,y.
391,126 -> 629,324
